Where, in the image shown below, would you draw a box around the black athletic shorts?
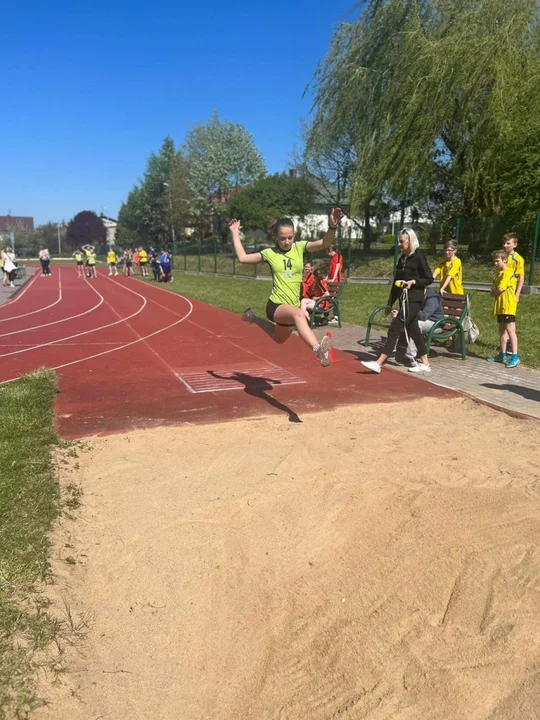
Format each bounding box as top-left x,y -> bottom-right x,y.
266,299 -> 295,327
497,314 -> 516,324
77,261 -> 83,266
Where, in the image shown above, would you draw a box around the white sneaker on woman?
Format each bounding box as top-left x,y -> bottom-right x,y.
408,364 -> 431,374
361,360 -> 382,374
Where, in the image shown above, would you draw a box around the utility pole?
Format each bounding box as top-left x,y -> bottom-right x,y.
57,223 -> 62,255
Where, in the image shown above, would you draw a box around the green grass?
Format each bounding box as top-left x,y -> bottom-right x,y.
0,370 -> 62,716
145,273 -> 540,370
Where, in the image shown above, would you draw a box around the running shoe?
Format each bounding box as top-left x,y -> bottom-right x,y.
316,335 -> 332,367
506,355 -> 521,368
408,364 -> 432,374
360,360 -> 382,374
487,353 -> 507,363
242,308 -> 256,323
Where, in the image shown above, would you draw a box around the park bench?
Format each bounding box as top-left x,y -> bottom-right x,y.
364,292 -> 471,360
309,281 -> 345,329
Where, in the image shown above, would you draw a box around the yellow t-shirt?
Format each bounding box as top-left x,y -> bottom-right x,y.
107,251 -> 116,264
492,268 -> 517,316
88,253 -> 97,266
508,251 -> 524,291
74,252 -> 83,262
138,250 -> 148,263
434,256 -> 464,294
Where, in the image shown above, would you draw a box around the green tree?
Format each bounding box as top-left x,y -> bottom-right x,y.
66,211 -> 106,251
310,0 -> 540,240
185,111 -> 266,240
118,136 -> 178,246
228,173 -> 316,233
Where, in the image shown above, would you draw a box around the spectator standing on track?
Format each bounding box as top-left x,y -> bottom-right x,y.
488,250 -> 520,368
138,247 -> 149,276
2,249 -> 16,288
150,253 -> 161,281
434,241 -> 464,295
160,249 -> 172,282
73,249 -> 84,277
361,229 -> 434,375
123,249 -> 133,277
82,244 -> 95,276
87,248 -> 97,278
231,208 -> 344,367
107,247 -> 118,276
38,247 -> 51,277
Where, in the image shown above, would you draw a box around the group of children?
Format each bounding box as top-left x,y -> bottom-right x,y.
300,245 -> 343,322
428,233 -> 524,368
70,245 -> 173,282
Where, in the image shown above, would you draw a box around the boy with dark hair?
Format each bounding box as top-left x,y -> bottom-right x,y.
488,251 -> 520,368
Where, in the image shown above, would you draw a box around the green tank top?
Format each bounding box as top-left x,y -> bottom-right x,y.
260,240 -> 308,307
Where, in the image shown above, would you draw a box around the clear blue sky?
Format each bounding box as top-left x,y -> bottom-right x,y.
1,0 -> 360,226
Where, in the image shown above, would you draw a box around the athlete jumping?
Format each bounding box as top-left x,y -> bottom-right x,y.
229,207 -> 343,367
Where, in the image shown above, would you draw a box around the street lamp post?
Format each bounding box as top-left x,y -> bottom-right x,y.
57,223 -> 62,255
163,182 -> 176,268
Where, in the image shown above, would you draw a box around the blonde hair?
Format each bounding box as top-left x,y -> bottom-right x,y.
492,250 -> 508,262
400,229 -> 419,255
444,240 -> 458,251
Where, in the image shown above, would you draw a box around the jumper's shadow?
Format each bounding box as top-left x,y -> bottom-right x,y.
482,383 -> 540,403
208,371 -> 302,423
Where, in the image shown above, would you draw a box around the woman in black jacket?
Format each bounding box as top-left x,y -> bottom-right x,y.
362,229 -> 434,374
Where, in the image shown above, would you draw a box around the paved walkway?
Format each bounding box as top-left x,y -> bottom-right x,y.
0,266 -> 35,305
314,323 -> 540,420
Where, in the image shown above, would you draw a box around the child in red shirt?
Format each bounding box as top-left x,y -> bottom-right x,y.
301,267 -> 330,320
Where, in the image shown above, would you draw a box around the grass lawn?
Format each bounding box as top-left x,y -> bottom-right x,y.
145,273 -> 540,370
0,370 -> 62,715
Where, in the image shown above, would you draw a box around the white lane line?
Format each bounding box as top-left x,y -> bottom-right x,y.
0,270 -> 63,323
0,270 -> 193,384
0,272 -> 104,339
0,273 -> 146,360
0,271 -> 40,311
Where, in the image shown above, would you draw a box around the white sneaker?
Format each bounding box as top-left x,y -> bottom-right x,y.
316,334 -> 332,367
242,308 -> 256,323
361,360 -> 382,374
408,364 -> 432,374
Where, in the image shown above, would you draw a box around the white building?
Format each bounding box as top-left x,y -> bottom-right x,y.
100,215 -> 118,246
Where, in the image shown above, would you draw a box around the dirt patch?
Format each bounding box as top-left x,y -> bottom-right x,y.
34,398 -> 540,719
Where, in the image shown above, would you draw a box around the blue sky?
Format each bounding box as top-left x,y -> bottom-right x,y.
1,0 -> 360,225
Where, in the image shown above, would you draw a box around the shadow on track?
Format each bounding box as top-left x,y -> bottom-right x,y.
208,371 -> 302,423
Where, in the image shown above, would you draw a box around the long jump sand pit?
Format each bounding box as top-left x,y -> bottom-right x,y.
37,397 -> 540,719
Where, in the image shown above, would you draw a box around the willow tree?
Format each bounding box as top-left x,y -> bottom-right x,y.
309,0 -> 540,229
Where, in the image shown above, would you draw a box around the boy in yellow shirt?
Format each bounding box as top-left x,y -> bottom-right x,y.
107,248 -> 118,276
488,251 -> 519,368
433,240 -> 464,294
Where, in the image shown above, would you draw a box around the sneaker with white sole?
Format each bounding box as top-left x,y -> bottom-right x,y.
242,308 -> 256,323
408,364 -> 431,374
361,360 -> 382,374
316,335 -> 332,367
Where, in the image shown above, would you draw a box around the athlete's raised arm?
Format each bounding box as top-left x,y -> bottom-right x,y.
229,219 -> 262,265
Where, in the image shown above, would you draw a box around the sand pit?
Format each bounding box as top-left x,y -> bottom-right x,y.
35,397 -> 540,719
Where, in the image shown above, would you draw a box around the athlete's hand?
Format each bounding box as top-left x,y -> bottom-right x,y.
229,219 -> 242,233
329,207 -> 343,229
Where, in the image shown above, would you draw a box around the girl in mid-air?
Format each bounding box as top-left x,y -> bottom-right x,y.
229,208 -> 343,367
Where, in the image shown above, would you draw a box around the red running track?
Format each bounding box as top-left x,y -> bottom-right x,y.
0,267 -> 458,438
